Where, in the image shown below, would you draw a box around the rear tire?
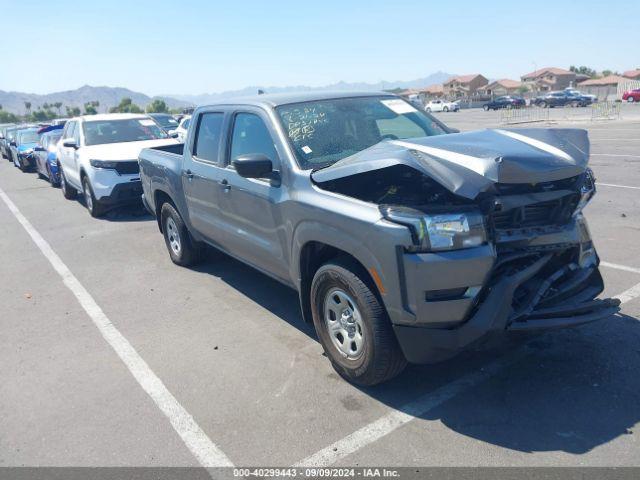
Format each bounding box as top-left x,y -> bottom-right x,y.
483,105 -> 489,111
443,106 -> 449,112
82,176 -> 106,218
160,202 -> 202,267
310,259 -> 406,386
60,166 -> 77,199
628,97 -> 635,103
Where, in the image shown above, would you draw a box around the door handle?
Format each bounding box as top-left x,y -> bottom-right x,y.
185,169 -> 194,180
219,179 -> 231,192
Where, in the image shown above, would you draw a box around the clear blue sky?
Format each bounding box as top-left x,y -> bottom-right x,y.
0,0 -> 638,95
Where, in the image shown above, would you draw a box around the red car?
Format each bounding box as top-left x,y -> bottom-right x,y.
622,89 -> 640,102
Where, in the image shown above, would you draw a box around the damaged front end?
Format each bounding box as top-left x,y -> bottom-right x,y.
312,128 -> 620,363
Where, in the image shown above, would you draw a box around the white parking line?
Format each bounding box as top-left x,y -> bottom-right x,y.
294,346 -> 533,467
601,261 -> 640,274
591,153 -> 640,158
296,261 -> 640,467
596,183 -> 640,190
0,187 -> 234,468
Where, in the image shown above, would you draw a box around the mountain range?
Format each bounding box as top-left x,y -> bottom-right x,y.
166,71 -> 455,106
0,72 -> 454,114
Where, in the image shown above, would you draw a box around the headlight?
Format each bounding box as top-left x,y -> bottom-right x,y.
21,148 -> 33,155
90,159 -> 119,170
573,168 -> 596,217
380,206 -> 486,252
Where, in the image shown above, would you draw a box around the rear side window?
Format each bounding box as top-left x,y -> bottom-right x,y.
193,113 -> 224,162
229,113 -> 277,162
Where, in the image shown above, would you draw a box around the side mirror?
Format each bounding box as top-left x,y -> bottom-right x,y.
233,154 -> 274,179
63,139 -> 78,149
169,132 -> 179,139
34,145 -> 46,152
10,140 -> 17,147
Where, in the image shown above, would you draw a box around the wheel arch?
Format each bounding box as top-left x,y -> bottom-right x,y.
296,238 -> 383,325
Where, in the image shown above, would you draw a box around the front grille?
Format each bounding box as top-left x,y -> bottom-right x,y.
114,161 -> 140,175
491,194 -> 580,230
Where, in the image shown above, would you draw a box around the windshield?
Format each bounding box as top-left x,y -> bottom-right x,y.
152,115 -> 179,129
275,96 -> 446,169
83,118 -> 168,146
18,130 -> 40,144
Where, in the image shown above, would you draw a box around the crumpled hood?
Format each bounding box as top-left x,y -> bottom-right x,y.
311,128 -> 590,200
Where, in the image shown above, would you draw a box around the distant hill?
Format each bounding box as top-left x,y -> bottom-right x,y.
0,85 -> 193,115
0,72 -> 455,114
166,71 -> 455,106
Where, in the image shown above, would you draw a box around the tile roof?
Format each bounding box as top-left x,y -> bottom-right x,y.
521,67 -> 573,79
623,69 -> 640,79
444,74 -> 483,85
578,75 -> 628,86
486,78 -> 521,89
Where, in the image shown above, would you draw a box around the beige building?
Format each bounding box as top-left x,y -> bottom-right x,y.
480,79 -> 523,97
521,67 -> 576,93
579,75 -> 638,101
443,74 -> 488,98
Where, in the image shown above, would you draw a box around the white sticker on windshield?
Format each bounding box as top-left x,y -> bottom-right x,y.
381,99 -> 417,114
139,119 -> 155,126
301,145 -> 313,154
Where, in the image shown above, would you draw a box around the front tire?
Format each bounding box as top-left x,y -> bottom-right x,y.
60,166 -> 77,199
160,202 -> 202,267
443,106 -> 449,112
310,259 -> 406,386
82,176 -> 106,217
628,97 -> 635,103
483,105 -> 490,111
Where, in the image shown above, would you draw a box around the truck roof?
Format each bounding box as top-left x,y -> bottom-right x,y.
203,90 -> 395,109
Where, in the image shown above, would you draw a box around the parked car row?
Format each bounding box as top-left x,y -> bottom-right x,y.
0,92 -> 619,385
533,89 -> 595,108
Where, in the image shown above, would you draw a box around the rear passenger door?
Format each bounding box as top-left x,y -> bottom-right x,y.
181,111 -> 228,245
216,110 -> 290,281
59,121 -> 81,188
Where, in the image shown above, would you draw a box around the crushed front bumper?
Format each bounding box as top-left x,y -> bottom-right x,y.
392,220 -> 620,364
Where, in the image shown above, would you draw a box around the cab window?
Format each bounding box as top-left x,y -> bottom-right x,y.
229,113 -> 278,163
193,113 -> 224,163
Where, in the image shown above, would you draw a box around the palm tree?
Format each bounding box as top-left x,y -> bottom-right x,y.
24,101 -> 32,115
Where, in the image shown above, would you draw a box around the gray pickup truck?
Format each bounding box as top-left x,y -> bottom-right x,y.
139,91 -> 619,385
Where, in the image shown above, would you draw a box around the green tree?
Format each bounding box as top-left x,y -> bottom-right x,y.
66,106 -> 81,117
146,99 -> 169,113
24,101 -> 32,115
109,97 -> 143,114
0,110 -> 19,123
517,85 -> 530,95
30,108 -> 57,122
53,102 -> 63,115
83,100 -> 100,115
569,65 -> 597,78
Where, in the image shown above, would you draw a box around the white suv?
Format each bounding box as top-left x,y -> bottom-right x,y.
57,113 -> 179,217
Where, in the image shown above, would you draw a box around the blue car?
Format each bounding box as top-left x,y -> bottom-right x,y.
12,127 -> 40,171
34,125 -> 64,186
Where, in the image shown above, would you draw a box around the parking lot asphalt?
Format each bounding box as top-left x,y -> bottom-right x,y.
1,109 -> 639,469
